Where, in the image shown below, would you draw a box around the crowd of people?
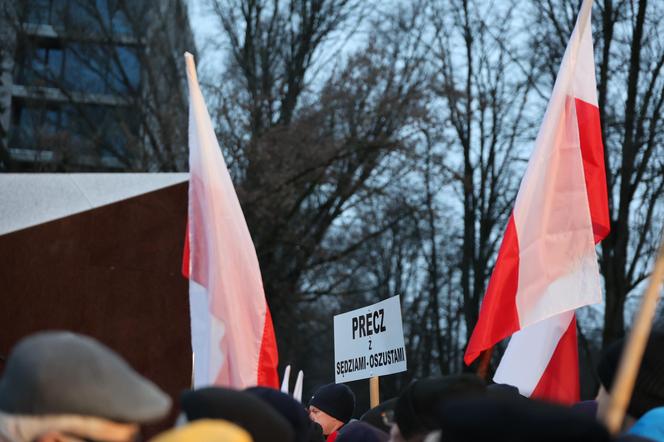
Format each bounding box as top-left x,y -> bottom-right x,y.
0,330 -> 662,442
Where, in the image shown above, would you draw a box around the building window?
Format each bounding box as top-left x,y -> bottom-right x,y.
22,0 -> 66,26
64,0 -> 136,37
63,43 -> 108,94
14,39 -> 64,87
9,99 -> 139,162
22,0 -> 136,37
110,46 -> 140,93
14,38 -> 141,95
109,4 -> 132,36
10,100 -> 68,151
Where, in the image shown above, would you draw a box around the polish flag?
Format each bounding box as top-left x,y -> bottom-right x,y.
182,53 -> 279,389
464,0 -> 609,403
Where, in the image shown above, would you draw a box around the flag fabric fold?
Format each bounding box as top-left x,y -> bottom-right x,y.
464,0 -> 609,403
183,53 -> 279,389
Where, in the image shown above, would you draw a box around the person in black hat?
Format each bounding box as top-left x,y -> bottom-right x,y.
245,386 -> 324,442
436,395 -> 611,442
389,374 -> 486,442
180,386 -> 295,442
308,383 -> 355,441
0,331 -> 171,442
336,421 -> 388,442
360,398 -> 397,434
596,330 -> 664,431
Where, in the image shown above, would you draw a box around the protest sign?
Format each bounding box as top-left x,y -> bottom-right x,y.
334,295 -> 407,383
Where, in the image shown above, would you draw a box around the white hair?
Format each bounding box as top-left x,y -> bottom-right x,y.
423,430 -> 442,442
0,412 -> 137,442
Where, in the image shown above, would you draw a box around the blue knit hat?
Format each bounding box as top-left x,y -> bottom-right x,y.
627,406 -> 664,441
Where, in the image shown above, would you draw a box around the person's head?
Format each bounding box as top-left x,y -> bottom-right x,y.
436,395 -> 610,442
308,383 -> 355,436
149,419 -> 251,442
389,374 -> 486,442
626,406 -> 664,442
360,398 -> 397,434
596,330 -> 664,427
0,331 -> 171,442
180,386 -> 294,442
245,386 -> 316,442
336,421 -> 388,442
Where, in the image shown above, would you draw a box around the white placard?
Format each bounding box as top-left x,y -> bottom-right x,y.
334,295 -> 407,383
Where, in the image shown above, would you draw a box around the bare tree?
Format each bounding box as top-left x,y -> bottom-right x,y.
427,0 -> 535,350
205,0 -> 430,380
288,0 -> 536,380
0,30 -> 9,170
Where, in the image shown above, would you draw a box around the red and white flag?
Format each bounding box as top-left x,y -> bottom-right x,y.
182,53 -> 279,389
464,0 -> 609,404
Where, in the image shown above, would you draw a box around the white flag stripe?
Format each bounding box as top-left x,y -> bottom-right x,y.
494,311 -> 574,396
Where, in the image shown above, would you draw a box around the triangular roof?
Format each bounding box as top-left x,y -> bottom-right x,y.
0,173 -> 188,236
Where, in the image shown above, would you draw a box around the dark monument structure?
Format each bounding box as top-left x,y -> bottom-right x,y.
0,174 -> 191,434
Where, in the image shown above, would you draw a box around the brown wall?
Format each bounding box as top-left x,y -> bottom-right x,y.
0,181 -> 190,435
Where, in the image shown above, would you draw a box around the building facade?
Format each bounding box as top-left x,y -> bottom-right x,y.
0,0 -> 195,171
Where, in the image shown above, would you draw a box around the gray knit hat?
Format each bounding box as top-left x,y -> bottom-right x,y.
0,331 -> 171,423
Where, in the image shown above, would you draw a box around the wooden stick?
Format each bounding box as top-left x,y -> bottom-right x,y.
370,376 -> 380,408
191,352 -> 195,388
599,233 -> 664,434
476,347 -> 494,381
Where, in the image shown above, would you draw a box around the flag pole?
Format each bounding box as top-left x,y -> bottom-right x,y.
369,376 -> 380,408
191,352 -> 195,388
576,0 -> 594,41
476,348 -> 493,380
599,233 -> 664,434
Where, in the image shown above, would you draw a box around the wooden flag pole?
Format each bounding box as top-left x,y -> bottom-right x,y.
370,376 -> 380,408
476,347 -> 494,380
191,352 -> 195,388
599,233 -> 664,434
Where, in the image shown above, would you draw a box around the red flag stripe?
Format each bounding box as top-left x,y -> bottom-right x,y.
464,215 -> 520,365
182,221 -> 190,278
530,315 -> 580,404
257,308 -> 280,388
576,98 -> 610,244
